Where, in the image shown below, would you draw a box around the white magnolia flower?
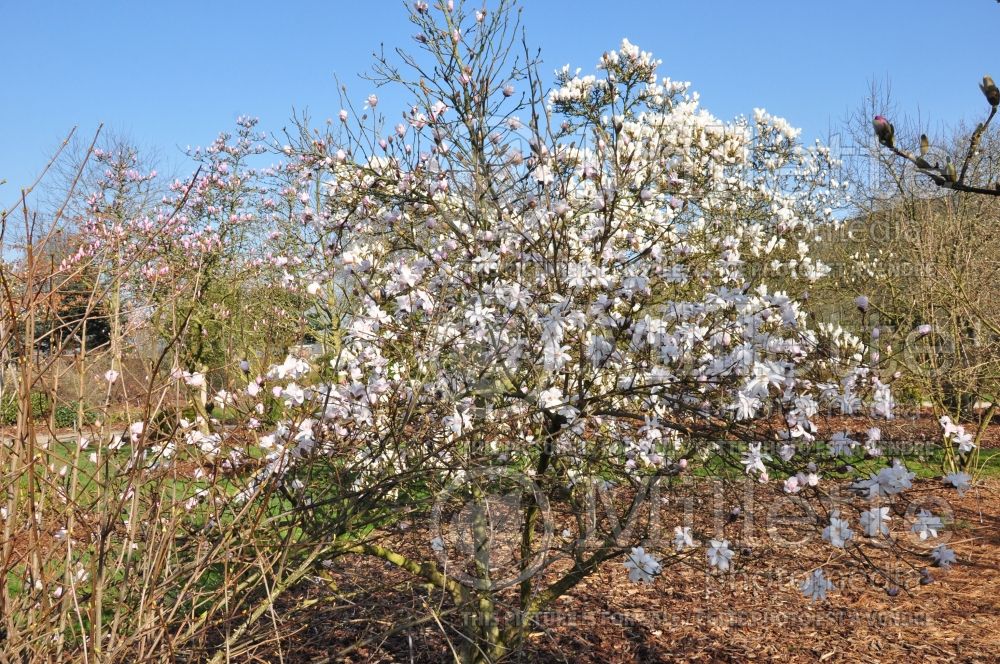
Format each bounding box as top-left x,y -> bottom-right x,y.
282,383 -> 306,406
911,509 -> 943,540
104,369 -> 119,384
822,512 -> 853,548
930,544 -> 957,568
853,460 -> 914,499
128,421 -> 145,443
537,386 -> 564,410
268,355 -> 311,381
944,472 -> 972,497
864,427 -> 882,456
707,539 -> 733,572
673,526 -> 694,551
740,442 -> 771,477
183,371 -> 206,389
800,569 -> 834,602
623,546 -> 661,584
828,431 -> 856,457
939,415 -> 961,438
953,429 -> 975,453
859,506 -> 891,537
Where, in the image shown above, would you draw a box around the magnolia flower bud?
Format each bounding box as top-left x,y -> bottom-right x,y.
872,115 -> 894,148
855,295 -> 869,312
503,84 -> 515,97
679,458 -> 688,470
980,75 -> 1000,107
945,157 -> 957,183
339,109 -> 348,122
917,324 -> 932,336
871,327 -> 880,340
919,133 -> 930,156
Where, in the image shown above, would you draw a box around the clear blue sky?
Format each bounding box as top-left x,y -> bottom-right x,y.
2,0 -> 998,200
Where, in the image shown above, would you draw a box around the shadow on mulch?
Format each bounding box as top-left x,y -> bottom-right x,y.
232,478 -> 1000,664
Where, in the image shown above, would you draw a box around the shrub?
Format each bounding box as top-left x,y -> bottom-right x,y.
53,402 -> 99,428
0,391 -> 51,425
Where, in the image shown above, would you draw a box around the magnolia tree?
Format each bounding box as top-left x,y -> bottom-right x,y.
872,74 -> 1000,196
6,1 -> 971,661
0,126 -> 318,659
185,2 -> 971,660
829,85 -> 1000,476
65,120 -> 306,423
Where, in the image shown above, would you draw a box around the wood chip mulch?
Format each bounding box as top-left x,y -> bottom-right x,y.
237,477 -> 1000,663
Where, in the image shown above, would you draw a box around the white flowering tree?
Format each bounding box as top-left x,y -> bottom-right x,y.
211,1 -> 966,660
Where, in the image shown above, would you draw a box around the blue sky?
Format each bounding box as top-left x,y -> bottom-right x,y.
1,0 -> 998,201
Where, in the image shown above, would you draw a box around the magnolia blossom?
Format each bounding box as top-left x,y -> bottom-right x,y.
673,526 -> 694,551
268,355 -> 311,381
128,421 -> 144,444
822,512 -> 853,548
828,431 -> 856,457
911,509 -> 943,540
183,372 -> 206,389
930,544 -> 957,568
104,369 -> 119,384
953,429 -> 975,454
623,546 -> 661,584
864,427 -> 882,456
740,443 -> 771,479
783,475 -> 802,494
537,386 -> 564,410
257,31 -> 916,614
853,460 -> 914,499
940,416 -> 976,453
800,569 -> 834,602
944,471 -> 972,497
859,506 -> 891,537
707,539 -> 733,572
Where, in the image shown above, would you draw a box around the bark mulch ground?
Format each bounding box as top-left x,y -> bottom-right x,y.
246,476 -> 1000,663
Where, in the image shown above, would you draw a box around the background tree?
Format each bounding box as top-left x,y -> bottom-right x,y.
815,83 -> 1000,474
